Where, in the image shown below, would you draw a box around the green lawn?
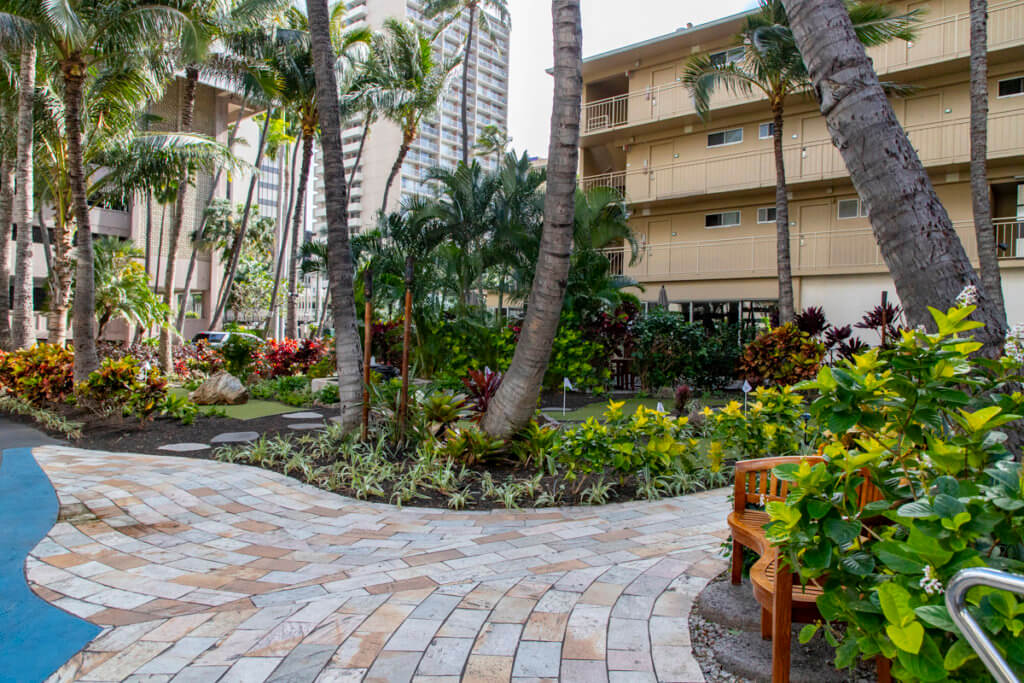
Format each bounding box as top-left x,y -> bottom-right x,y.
542,397 -> 665,421
169,387 -> 300,420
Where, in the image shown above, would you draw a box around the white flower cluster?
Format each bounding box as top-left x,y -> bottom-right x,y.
1006,322 -> 1024,364
955,284 -> 979,307
919,565 -> 944,596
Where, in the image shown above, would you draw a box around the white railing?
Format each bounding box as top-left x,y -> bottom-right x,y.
599,220 -> 1023,281
580,0 -> 1024,135
581,110 -> 1024,202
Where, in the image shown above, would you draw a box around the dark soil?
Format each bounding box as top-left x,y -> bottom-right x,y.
1,403 -> 301,455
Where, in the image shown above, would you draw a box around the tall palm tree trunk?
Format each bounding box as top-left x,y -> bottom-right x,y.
460,2 -> 476,165
48,214 -> 73,346
265,139 -> 301,337
969,0 -> 1005,322
349,119 -> 370,187
307,0 -> 365,432
12,44 -> 36,349
177,100 -> 248,334
286,131 -> 314,338
481,0 -> 582,438
64,62 -> 100,381
0,107 -> 14,350
782,0 -> 1006,354
772,104 -> 794,323
381,135 -> 411,214
159,67 -> 199,372
209,111 -> 273,329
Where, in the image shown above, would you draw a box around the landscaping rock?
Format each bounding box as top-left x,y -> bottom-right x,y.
288,423 -> 325,431
210,431 -> 260,444
711,629 -> 848,683
157,443 -> 210,453
283,412 -> 323,420
190,372 -> 248,405
695,577 -> 763,631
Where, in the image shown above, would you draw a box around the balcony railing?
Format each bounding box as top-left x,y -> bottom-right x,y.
581,0 -> 1024,136
581,110 -> 1024,202
602,220 -> 1024,280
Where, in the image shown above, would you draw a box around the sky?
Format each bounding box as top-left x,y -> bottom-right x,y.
507,0 -> 758,157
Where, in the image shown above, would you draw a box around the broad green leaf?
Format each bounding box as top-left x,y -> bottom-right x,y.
898,500 -> 935,519
839,552 -> 875,577
878,582 -> 915,627
897,632 -> 950,681
932,493 -> 966,519
798,623 -> 819,644
908,526 -> 954,566
767,500 -> 801,529
886,621 -> 924,653
824,517 -> 861,546
958,406 -> 1002,432
914,605 -> 961,634
942,639 -> 977,670
876,541 -> 927,574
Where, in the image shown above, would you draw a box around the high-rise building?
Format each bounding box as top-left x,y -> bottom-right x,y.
313,0 -> 511,235
579,0 -> 1024,329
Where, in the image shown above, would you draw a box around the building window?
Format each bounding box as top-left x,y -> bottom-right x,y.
705,210 -> 741,228
176,292 -> 203,317
707,128 -> 743,147
838,198 -> 869,219
709,47 -> 743,67
757,207 -> 777,224
997,76 -> 1024,98
759,122 -> 774,139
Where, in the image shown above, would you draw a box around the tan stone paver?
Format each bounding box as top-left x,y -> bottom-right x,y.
26,446 -> 729,682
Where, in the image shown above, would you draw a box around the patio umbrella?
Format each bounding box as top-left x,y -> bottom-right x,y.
657,285 -> 669,309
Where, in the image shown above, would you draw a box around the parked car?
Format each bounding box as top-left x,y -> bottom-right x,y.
191,331 -> 262,348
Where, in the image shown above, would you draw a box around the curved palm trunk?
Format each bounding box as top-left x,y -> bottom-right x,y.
381,134 -> 412,215
481,0 -> 582,438
159,66 -> 199,372
0,108 -> 14,350
286,131 -> 314,338
308,0 -> 366,432
177,100 -> 248,335
969,0 -> 1005,322
772,105 -> 794,323
349,119 -> 370,188
209,111 -> 273,329
782,0 -> 1005,354
64,63 -> 100,381
265,139 -> 301,337
12,44 -> 36,349
460,3 -> 476,165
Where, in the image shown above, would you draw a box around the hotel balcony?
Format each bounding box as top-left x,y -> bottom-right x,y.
581,109 -> 1024,203
580,0 -> 1024,139
601,219 -> 1024,282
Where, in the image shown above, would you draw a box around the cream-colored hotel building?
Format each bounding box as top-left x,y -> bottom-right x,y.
580,0 -> 1024,329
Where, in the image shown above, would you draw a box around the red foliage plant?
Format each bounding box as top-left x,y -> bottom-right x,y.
461,367 -> 503,422
256,338 -> 327,379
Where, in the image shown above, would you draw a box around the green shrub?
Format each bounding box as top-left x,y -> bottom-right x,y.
219,334 -> 260,378
708,385 -> 815,460
315,384 -> 339,404
558,400 -> 699,479
77,357 -> 168,420
631,312 -> 749,391
0,344 -> 75,406
766,304 -> 1024,682
250,376 -> 313,406
738,322 -> 825,386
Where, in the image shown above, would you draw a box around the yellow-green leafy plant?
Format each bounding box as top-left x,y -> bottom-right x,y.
765,304 -> 1024,681
708,385 -> 817,460
558,401 -> 699,480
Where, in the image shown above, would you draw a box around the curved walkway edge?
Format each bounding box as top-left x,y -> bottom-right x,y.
24,446 -> 731,682
0,448 -> 101,682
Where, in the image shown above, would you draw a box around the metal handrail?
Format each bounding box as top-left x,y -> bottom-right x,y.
945,567 -> 1024,683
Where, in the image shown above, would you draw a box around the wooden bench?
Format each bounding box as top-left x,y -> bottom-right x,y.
728,456 -> 891,683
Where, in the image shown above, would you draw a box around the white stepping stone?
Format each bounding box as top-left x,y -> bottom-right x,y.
157,442 -> 210,452
282,412 -> 323,420
210,431 -> 260,444
288,423 -> 325,431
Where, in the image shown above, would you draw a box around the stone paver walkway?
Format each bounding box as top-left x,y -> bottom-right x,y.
24,446 -> 729,682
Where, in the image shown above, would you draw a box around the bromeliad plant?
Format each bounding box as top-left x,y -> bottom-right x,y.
765,304 -> 1024,681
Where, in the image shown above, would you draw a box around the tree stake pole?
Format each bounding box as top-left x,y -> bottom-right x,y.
361,267 -> 373,441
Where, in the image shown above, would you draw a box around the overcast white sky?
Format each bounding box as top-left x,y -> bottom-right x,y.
507,0 -> 758,156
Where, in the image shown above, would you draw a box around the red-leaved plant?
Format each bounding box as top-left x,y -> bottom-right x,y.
461,368 -> 503,422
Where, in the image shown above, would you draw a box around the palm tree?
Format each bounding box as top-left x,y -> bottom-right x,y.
363,19 -> 460,214
93,236 -> 169,337
473,123 -> 509,162
422,0 -> 509,165
306,0 -> 364,432
682,0 -> 916,324
156,0 -> 283,372
0,84 -> 12,349
0,0 -> 188,381
968,0 -> 1005,322
481,0 -> 582,438
781,0 -> 1006,353
10,40 -> 34,348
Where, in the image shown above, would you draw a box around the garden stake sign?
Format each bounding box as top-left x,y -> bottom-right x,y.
562,377 -> 574,415
742,379 -> 752,411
